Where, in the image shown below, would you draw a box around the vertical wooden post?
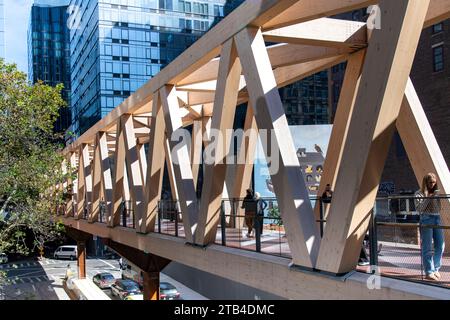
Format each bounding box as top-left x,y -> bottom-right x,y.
143,272 -> 160,300
77,241 -> 86,279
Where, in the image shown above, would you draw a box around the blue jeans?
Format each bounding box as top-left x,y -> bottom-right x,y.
420,215 -> 445,275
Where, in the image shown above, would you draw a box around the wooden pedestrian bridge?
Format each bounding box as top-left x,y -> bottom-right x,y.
54,0 -> 450,299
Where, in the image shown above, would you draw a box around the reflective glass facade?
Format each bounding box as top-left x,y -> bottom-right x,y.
70,0 -> 226,136
279,72 -> 331,125
28,2 -> 72,133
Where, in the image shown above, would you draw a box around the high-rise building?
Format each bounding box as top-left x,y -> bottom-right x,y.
224,0 -> 332,126
0,0 -> 5,58
279,71 -> 331,126
28,0 -> 72,133
69,0 -> 227,137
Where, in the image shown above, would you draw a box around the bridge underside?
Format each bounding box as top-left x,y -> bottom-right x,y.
54,0 -> 450,298
63,217 -> 450,299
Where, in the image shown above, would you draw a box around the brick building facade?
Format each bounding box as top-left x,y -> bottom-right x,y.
381,20 -> 450,193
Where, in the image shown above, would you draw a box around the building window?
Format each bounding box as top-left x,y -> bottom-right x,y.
214,5 -> 224,17
433,23 -> 443,34
433,44 -> 444,72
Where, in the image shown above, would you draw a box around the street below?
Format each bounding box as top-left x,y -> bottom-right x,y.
0,257 -> 207,300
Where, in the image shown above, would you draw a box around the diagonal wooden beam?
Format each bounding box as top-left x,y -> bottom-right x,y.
111,121 -> 126,227
235,27 -> 320,268
316,0 -> 431,274
90,135 -> 102,223
181,54 -> 348,110
65,152 -> 77,217
164,135 -> 180,204
268,43 -> 350,69
196,39 -> 243,245
160,85 -> 198,243
263,0 -> 376,31
97,132 -> 114,224
76,144 -> 92,220
191,119 -> 203,189
397,78 -> 450,248
263,18 -> 367,49
122,114 -> 146,231
313,50 -> 366,222
231,105 -> 258,200
224,105 -> 259,230
138,143 -> 147,187
143,92 -> 166,233
273,54 -> 349,89
178,43 -> 350,87
75,149 -> 85,220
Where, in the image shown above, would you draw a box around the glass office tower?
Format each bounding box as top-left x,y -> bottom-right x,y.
28,0 -> 72,133
0,0 -> 4,58
70,0 -> 227,136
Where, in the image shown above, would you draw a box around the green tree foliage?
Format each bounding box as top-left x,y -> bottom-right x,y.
267,206 -> 283,226
0,59 -> 68,255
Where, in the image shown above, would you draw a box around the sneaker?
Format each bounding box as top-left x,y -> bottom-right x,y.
358,260 -> 370,266
433,271 -> 441,280
426,273 -> 438,281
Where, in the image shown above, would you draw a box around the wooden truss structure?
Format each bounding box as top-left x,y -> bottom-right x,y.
57,0 -> 450,275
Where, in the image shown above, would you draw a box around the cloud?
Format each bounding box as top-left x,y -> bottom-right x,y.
4,0 -> 33,75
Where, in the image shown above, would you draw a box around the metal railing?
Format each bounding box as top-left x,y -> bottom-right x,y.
366,194 -> 450,288
156,200 -> 182,237
121,200 -> 135,229
99,201 -> 107,223
217,198 -> 288,258
82,203 -> 89,220
216,197 -> 321,259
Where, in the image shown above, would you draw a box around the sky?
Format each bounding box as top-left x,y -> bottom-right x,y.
4,0 -> 33,75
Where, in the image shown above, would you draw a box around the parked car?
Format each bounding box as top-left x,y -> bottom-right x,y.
123,282 -> 181,300
110,279 -> 141,300
160,282 -> 181,300
0,253 -> 8,264
92,272 -> 116,289
54,245 -> 77,260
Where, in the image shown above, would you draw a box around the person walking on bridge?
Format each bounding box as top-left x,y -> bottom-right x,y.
242,189 -> 256,238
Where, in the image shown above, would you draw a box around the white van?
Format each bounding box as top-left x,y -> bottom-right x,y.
54,245 -> 78,260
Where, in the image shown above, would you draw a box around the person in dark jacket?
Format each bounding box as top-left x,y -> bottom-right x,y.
241,189 -> 256,238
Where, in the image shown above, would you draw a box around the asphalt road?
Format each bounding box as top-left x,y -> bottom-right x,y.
0,257 -> 207,300
0,257 -> 121,300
